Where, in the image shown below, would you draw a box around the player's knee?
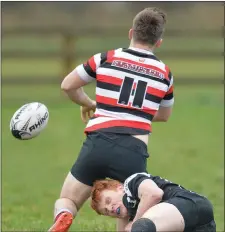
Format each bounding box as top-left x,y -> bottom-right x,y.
131,218 -> 156,232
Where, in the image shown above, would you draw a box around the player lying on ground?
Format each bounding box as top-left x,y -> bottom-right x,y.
48,7 -> 175,232
91,172 -> 216,232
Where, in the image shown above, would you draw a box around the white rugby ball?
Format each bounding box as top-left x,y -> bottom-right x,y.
10,102 -> 49,140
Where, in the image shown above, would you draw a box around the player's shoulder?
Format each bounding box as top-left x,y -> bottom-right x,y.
97,48 -> 122,61
102,48 -> 123,54
106,48 -> 123,56
124,172 -> 151,185
155,58 -> 173,81
156,58 -> 172,71
124,172 -> 152,196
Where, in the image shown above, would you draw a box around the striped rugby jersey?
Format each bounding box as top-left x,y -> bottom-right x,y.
75,47 -> 174,135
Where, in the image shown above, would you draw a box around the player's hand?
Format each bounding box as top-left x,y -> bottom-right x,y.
125,222 -> 133,232
80,100 -> 96,123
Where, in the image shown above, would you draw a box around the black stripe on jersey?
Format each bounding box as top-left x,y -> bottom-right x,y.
100,62 -> 170,86
97,81 -> 121,92
145,93 -> 162,104
93,126 -> 150,135
97,103 -> 154,121
132,80 -> 147,108
118,76 -> 134,105
83,63 -> 96,79
100,52 -> 108,65
122,48 -> 160,61
163,92 -> 173,100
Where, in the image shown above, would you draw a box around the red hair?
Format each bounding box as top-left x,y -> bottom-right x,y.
91,179 -> 121,214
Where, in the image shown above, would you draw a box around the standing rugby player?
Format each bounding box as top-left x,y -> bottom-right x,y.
49,7 -> 174,232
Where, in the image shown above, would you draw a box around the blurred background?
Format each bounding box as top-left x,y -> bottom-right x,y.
2,2 -> 224,231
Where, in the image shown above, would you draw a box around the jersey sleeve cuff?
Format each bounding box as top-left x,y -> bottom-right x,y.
160,98 -> 174,107
75,64 -> 96,83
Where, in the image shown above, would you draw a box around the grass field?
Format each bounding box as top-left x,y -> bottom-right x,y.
2,84 -> 224,231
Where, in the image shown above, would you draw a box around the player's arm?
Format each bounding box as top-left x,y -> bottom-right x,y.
132,179 -> 163,222
152,105 -> 173,122
61,53 -> 101,107
61,69 -> 95,108
152,71 -> 174,122
116,218 -> 130,231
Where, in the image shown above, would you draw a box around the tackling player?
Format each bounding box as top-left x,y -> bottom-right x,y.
49,7 -> 174,232
91,173 -> 216,232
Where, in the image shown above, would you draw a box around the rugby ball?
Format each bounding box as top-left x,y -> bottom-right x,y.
10,102 -> 49,140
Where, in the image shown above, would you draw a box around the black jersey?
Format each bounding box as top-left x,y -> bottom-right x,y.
122,172 -> 198,221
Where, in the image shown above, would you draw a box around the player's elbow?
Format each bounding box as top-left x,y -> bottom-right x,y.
152,188 -> 164,202
160,115 -> 170,122
155,106 -> 173,122
61,78 -> 79,93
61,79 -> 71,92
153,114 -> 170,122
142,188 -> 164,203
61,71 -> 87,92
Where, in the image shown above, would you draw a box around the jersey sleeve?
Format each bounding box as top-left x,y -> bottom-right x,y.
160,70 -> 174,107
75,52 -> 104,83
124,173 -> 152,199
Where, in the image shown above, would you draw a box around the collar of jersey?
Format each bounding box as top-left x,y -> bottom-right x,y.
128,47 -> 154,55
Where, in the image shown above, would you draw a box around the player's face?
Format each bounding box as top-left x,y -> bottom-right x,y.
98,187 -> 128,218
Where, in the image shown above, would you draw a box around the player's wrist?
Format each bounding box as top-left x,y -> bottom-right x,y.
83,99 -> 96,109
90,100 -> 96,108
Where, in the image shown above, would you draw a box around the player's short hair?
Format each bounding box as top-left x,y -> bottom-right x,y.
91,179 -> 121,214
132,7 -> 167,46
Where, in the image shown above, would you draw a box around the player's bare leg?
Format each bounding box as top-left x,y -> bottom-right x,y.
48,172 -> 92,232
131,202 -> 185,232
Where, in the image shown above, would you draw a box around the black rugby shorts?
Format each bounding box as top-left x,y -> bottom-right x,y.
70,131 -> 149,186
166,191 -> 216,232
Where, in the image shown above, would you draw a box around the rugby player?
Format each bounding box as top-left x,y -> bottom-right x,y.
49,7 -> 174,232
91,173 -> 216,232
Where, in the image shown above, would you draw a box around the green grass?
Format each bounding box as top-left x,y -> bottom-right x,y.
2,85 -> 224,231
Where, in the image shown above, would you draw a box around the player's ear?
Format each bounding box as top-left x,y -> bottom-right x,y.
117,184 -> 124,190
128,29 -> 133,40
155,38 -> 163,48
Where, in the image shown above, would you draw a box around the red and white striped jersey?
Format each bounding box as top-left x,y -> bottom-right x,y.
75,47 -> 174,135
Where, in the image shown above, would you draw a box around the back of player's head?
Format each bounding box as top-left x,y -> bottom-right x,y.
90,179 -> 121,214
132,7 -> 167,46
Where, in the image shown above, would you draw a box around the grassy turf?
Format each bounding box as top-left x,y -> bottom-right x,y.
2,84 -> 224,231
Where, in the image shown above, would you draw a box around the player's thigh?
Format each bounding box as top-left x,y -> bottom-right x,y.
172,191 -> 215,231
194,220 -> 216,232
70,133 -> 108,186
60,172 -> 92,210
142,202 -> 185,232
